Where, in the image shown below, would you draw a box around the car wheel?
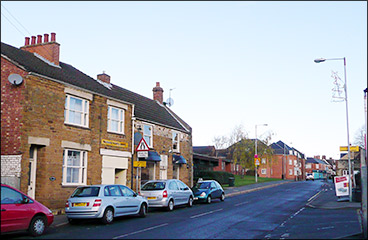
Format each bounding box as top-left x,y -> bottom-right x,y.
187,197 -> 193,207
101,207 -> 114,224
28,216 -> 47,237
220,193 -> 225,201
139,203 -> 147,218
167,199 -> 174,211
206,195 -> 212,204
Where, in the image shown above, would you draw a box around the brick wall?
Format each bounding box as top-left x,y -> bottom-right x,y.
1,57 -> 27,155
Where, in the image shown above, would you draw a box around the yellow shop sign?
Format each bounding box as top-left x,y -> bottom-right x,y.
101,139 -> 128,148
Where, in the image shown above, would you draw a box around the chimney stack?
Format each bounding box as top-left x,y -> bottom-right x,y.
314,155 -> 320,159
97,72 -> 111,84
20,32 -> 60,66
153,82 -> 164,104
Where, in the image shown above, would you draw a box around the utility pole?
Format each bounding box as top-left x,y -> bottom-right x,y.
361,88 -> 367,238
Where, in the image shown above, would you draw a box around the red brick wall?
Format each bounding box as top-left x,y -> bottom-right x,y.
1,57 -> 27,155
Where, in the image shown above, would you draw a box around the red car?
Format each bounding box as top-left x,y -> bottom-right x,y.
1,184 -> 54,236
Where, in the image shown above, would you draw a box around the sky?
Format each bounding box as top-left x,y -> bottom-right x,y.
1,1 -> 367,160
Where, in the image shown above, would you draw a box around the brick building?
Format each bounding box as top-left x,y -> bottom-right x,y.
265,141 -> 306,180
1,33 -> 192,212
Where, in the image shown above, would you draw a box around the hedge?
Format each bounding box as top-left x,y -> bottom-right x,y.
194,170 -> 235,185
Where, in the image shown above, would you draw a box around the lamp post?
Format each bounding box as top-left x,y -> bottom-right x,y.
255,124 -> 268,183
314,57 -> 352,202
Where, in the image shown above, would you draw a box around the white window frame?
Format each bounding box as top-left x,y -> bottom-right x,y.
261,169 -> 267,174
222,161 -> 225,170
172,131 -> 180,153
108,106 -> 125,134
306,164 -> 311,169
143,124 -> 153,147
64,95 -> 89,128
62,149 -> 87,186
289,159 -> 292,165
316,164 -> 319,169
261,158 -> 266,164
289,169 -> 293,175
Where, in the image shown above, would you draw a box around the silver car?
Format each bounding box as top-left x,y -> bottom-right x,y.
65,184 -> 148,224
140,179 -> 194,211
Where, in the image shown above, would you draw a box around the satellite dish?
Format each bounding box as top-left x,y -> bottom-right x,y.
166,98 -> 174,107
8,74 -> 23,86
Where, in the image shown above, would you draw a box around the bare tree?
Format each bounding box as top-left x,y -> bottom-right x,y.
353,125 -> 366,148
213,135 -> 229,149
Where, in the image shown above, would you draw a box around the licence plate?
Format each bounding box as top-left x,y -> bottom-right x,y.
194,197 -> 198,200
147,197 -> 157,200
73,202 -> 87,207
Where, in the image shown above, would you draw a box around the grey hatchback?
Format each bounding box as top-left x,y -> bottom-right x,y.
140,179 -> 194,211
65,184 -> 148,224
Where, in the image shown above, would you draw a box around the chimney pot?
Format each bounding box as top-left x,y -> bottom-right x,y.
44,34 -> 49,43
31,36 -> 36,45
51,32 -> 56,42
25,37 -> 30,46
37,35 -> 42,44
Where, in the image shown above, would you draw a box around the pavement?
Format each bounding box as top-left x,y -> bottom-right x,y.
50,179 -> 365,239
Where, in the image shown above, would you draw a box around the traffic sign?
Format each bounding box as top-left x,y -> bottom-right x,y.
254,158 -> 260,166
137,151 -> 148,158
136,138 -> 150,152
133,161 -> 146,168
339,146 -> 360,152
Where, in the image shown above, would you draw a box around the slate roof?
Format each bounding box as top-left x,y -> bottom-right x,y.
1,42 -> 190,133
193,146 -> 216,156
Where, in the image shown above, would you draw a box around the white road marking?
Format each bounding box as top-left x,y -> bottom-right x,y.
113,223 -> 169,239
190,208 -> 223,219
235,201 -> 249,206
55,222 -> 68,227
317,226 -> 335,230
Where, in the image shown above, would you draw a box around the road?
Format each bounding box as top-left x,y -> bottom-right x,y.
3,180 -> 360,239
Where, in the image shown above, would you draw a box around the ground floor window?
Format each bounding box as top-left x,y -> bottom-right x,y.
289,169 -> 293,175
62,149 -> 87,185
261,169 -> 267,175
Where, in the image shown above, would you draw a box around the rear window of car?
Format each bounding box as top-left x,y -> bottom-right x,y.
141,182 -> 165,191
71,187 -> 100,198
195,182 -> 211,189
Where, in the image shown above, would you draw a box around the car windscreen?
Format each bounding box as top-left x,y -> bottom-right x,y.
71,187 -> 100,198
141,182 -> 165,191
195,182 -> 211,189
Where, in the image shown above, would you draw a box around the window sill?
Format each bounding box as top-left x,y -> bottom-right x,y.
62,183 -> 86,187
107,131 -> 125,136
64,123 -> 91,130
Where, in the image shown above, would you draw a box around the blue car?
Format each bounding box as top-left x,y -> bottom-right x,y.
192,180 -> 225,204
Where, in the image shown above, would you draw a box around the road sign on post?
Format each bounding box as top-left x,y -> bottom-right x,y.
136,138 -> 150,152
254,158 -> 260,166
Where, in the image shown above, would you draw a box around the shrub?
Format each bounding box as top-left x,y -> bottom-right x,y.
194,170 -> 234,185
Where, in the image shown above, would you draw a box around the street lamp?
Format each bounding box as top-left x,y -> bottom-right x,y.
255,124 -> 268,183
314,57 -> 352,202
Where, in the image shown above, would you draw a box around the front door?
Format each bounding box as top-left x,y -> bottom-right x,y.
27,146 -> 37,199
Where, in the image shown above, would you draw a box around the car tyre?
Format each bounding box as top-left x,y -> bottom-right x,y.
206,195 -> 212,204
187,196 -> 193,207
167,199 -> 174,211
220,193 -> 225,201
28,215 -> 47,237
101,207 -> 114,224
139,203 -> 147,218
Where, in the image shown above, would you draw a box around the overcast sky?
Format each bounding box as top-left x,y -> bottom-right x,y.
1,1 -> 367,159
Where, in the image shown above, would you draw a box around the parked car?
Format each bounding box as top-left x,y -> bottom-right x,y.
65,184 -> 148,224
139,179 -> 194,211
1,184 -> 54,237
306,173 -> 314,181
192,180 -> 225,204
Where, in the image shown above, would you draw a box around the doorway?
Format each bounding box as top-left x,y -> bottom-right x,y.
27,146 -> 37,199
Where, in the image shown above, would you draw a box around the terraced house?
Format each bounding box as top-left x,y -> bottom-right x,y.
1,33 -> 193,212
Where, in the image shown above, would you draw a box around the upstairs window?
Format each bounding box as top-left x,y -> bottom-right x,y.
108,106 -> 125,134
65,95 -> 89,127
172,132 -> 180,152
143,124 -> 153,147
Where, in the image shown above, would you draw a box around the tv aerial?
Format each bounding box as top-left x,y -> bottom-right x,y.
166,88 -> 175,107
